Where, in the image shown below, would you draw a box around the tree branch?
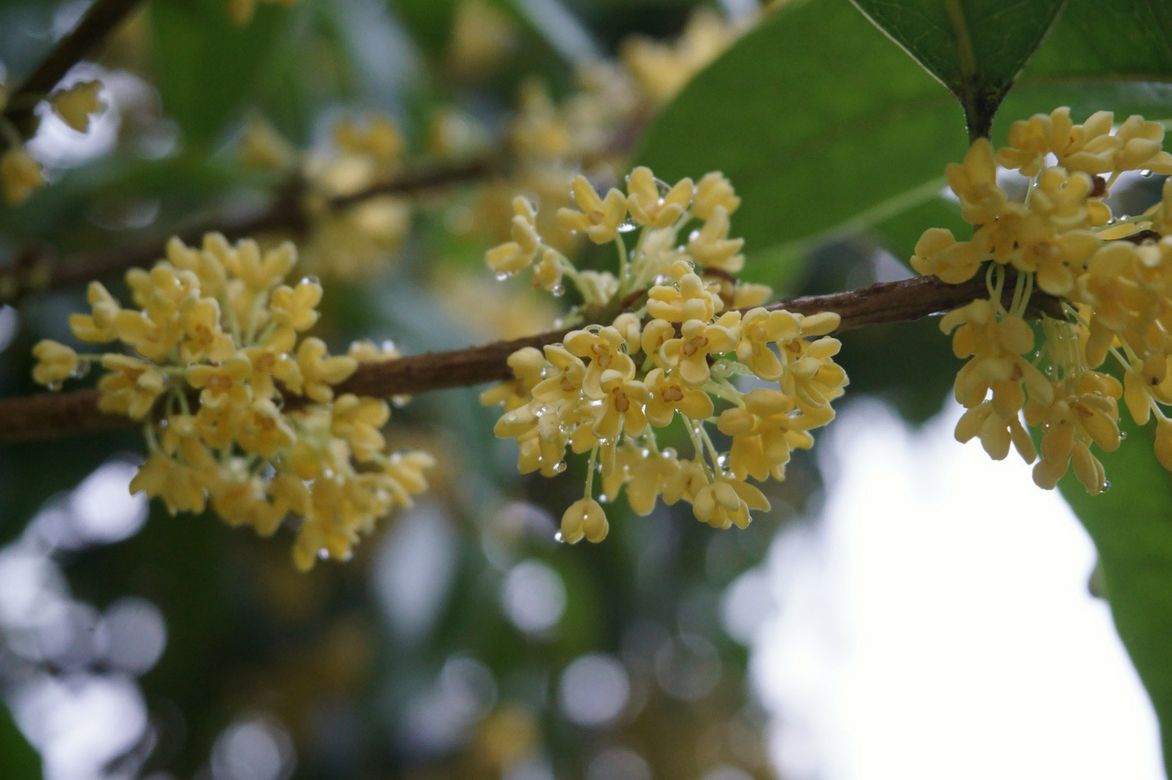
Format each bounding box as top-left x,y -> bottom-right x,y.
0,156 -> 501,305
2,0 -> 144,140
0,274 -> 988,444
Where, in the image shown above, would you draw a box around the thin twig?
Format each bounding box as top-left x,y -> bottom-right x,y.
0,157 -> 501,305
0,274 -> 990,444
2,0 -> 144,140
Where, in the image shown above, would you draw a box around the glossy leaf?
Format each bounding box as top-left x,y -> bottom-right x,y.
639,0 -> 1172,275
1058,419 -> 1172,771
851,0 -> 1065,138
637,0 -> 968,285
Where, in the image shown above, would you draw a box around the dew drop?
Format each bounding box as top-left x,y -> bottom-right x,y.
554,531 -> 566,543
598,494 -> 608,504
1120,430 -> 1129,440
71,362 -> 91,379
301,275 -> 320,286
46,381 -> 62,391
495,272 -> 511,282
550,283 -> 566,297
391,395 -> 410,408
617,218 -> 639,234
1102,479 -> 1112,492
553,318 -> 564,328
1107,217 -> 1118,225
1141,169 -> 1154,178
552,461 -> 567,475
317,548 -> 329,561
688,229 -> 701,242
662,447 -> 677,459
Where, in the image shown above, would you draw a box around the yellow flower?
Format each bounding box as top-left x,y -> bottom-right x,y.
295,337 -> 358,402
49,80 -> 105,133
531,345 -> 587,404
736,308 -> 799,380
560,497 -> 608,544
717,389 -> 813,481
626,167 -> 693,228
644,367 -> 713,426
564,326 -> 636,398
686,206 -> 744,273
595,370 -> 649,442
661,316 -> 739,385
691,172 -> 740,221
910,227 -> 984,284
333,115 -> 405,168
31,340 -> 79,387
480,346 -> 546,410
130,452 -> 209,515
646,270 -> 723,322
557,175 -> 627,244
331,394 -> 390,462
1,147 -> 43,206
179,297 -> 236,363
955,401 -> 1037,463
486,197 -> 541,275
187,354 -> 254,411
69,282 -> 123,342
242,327 -> 302,400
692,477 -> 769,530
98,354 -> 167,419
237,399 -> 296,458
269,279 -> 323,331
945,138 -> 1005,225
1113,114 -> 1172,173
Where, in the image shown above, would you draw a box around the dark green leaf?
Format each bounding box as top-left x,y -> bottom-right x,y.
1059,418 -> 1172,772
0,702 -> 38,779
851,0 -> 1065,138
637,0 -> 968,285
150,0 -> 298,148
640,0 -> 1172,275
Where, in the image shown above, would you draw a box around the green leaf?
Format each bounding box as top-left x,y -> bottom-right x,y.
150,0 -> 299,148
1059,418 -> 1172,772
637,0 -> 968,286
639,0 -> 1172,276
851,0 -> 1065,138
0,701 -> 39,779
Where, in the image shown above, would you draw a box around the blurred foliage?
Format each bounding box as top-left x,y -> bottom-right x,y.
2,0 -> 1172,777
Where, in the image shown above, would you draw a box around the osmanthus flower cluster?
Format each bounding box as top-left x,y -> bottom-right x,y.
481,168 -> 848,542
913,106 -> 1172,494
31,233 -> 434,570
237,114 -> 411,280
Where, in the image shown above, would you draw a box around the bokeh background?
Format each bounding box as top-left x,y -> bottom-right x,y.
0,0 -> 1165,778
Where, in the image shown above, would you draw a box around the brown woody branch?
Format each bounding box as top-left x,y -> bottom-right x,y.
1,157 -> 501,304
0,274 -> 989,444
2,0 -> 144,140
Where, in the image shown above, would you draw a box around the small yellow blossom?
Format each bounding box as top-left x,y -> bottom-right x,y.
560,497 -> 609,544
626,167 -> 693,228
1,147 -> 43,206
31,340 -> 79,387
49,80 -> 105,133
557,175 -> 627,244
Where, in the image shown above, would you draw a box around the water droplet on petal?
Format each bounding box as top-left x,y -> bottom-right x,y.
495,272 -> 511,282
1120,430 -> 1129,440
598,493 -> 608,504
317,548 -> 329,560
550,283 -> 566,297
552,461 -> 567,475
1141,169 -> 1153,178
1102,479 -> 1112,492
554,531 -> 565,543
688,229 -> 701,242
301,275 -> 320,286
